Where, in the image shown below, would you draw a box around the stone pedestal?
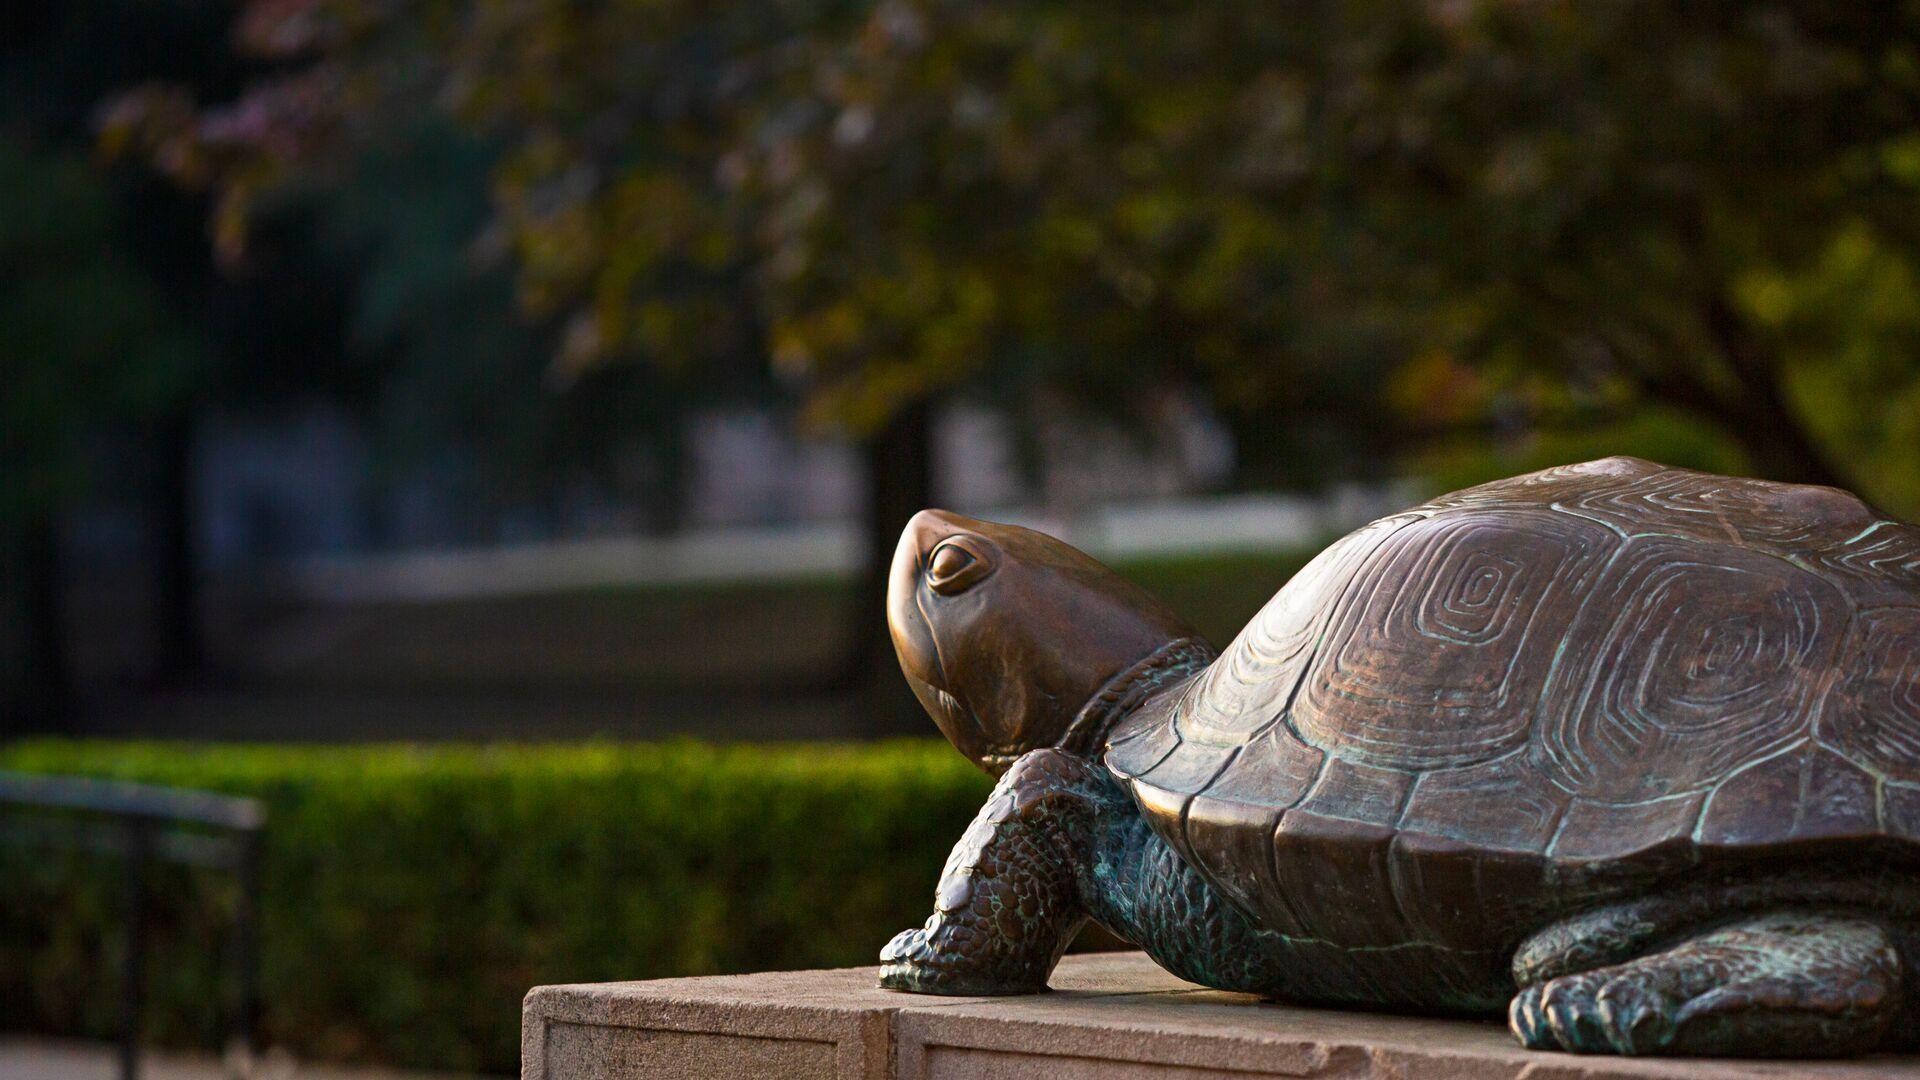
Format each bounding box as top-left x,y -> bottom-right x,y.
522,952 -> 1914,1080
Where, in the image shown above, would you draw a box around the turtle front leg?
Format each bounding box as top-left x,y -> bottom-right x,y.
880,749 -> 1099,995
1510,910 -> 1904,1056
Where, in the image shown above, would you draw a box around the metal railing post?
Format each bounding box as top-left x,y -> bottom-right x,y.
233,828 -> 263,1061
0,772 -> 264,1078
120,819 -> 153,1080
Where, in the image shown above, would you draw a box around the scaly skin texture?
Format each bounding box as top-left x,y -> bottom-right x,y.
1514,871 -> 1920,988
880,748 -> 1283,995
879,749 -> 1093,994
1510,911 -> 1903,1056
881,750 -> 1920,1056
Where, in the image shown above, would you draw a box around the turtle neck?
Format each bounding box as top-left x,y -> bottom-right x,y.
1056,636 -> 1216,757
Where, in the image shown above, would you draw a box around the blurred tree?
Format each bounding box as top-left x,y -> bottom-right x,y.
754,1 -> 1920,506
6,0 -> 263,692
317,123 -> 723,541
3,0 -> 359,699
7,0 -> 727,722
98,2 -> 1920,580
1268,2 -> 1920,512
0,141 -> 202,721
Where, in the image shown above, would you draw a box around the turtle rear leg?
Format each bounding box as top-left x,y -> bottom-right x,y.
879,748 -> 1101,995
1509,910 -> 1903,1056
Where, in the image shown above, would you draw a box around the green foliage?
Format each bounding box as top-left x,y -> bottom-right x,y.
1123,550 -> 1316,645
1411,409 -> 1754,505
0,739 -> 992,1072
105,1 -> 1920,504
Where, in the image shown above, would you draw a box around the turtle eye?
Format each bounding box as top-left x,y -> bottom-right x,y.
927,539 -> 992,595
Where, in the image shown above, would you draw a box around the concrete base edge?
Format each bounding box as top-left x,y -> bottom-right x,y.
522,951 -> 1914,1080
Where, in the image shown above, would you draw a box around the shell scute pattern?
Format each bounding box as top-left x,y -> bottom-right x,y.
1883,782 -> 1920,836
1417,456 -> 1663,514
1388,830 -> 1555,956
1291,508 -> 1619,772
1238,757 -> 1422,947
1821,606 -> 1920,784
1108,458 -> 1920,913
1121,734 -> 1236,875
1180,729 -> 1327,935
1176,722 -> 1330,933
1548,792 -> 1707,864
1551,465 -> 1877,549
1170,513 -> 1423,749
1811,520 -> 1920,580
1798,519 -> 1920,619
1398,751 -> 1566,853
1292,755 -> 1417,825
1531,536 -> 1847,804
1276,822 -> 1413,947
1107,513 -> 1414,854
1104,699 -> 1183,782
1694,741 -> 1879,849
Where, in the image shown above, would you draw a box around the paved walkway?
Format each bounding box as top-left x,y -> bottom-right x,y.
251,488 -> 1411,602
0,1039 -> 497,1080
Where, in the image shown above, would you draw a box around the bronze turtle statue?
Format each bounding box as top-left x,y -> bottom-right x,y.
879,457 -> 1920,1057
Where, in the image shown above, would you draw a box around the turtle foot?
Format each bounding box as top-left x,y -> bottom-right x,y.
1510,910 -> 1900,1056
878,925 -> 1049,996
878,749 -> 1100,997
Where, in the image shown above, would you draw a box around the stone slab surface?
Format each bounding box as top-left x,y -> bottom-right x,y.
524,952 -> 1920,1080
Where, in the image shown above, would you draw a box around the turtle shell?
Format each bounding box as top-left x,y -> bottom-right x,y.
1106,457 -> 1920,958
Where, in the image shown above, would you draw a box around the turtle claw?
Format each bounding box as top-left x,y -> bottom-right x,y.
1508,985 -> 1553,1050
876,922 -> 977,994
879,927 -> 921,964
1545,972 -> 1623,1052
1509,911 -> 1898,1056
1511,969 -> 1677,1054
877,940 -> 981,994
1595,979 -> 1675,1054
877,927 -> 939,991
878,918 -> 1051,996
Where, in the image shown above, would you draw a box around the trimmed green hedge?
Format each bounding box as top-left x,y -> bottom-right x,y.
0,739 -> 991,1073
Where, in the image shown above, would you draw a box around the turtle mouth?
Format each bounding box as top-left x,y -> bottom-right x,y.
906,672 -> 975,736
916,677 -> 976,735
942,692 -> 1025,772
907,671 -> 1022,772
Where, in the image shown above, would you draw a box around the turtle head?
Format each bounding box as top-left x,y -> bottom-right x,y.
888,509 -> 1198,776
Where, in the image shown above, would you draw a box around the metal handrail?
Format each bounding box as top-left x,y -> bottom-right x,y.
0,771 -> 265,830
0,770 -> 265,1080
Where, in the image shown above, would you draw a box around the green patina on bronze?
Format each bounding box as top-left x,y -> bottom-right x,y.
879,457 -> 1920,1058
